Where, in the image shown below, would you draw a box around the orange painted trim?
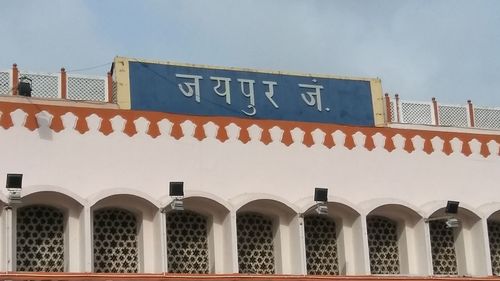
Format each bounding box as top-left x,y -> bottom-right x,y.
12,63 -> 19,96
468,100 -> 475,127
1,273 -> 500,281
60,68 -> 67,99
432,97 -> 439,125
0,100 -> 499,158
384,93 -> 392,123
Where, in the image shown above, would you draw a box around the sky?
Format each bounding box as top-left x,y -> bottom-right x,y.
1,0 -> 499,106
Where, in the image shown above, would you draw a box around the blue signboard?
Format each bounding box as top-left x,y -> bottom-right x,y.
122,59 -> 381,126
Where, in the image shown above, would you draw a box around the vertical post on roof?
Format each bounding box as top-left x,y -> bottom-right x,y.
12,64 -> 19,96
60,68 -> 67,99
467,100 -> 475,127
432,97 -> 439,125
395,94 -> 401,123
106,71 -> 113,103
384,93 -> 392,123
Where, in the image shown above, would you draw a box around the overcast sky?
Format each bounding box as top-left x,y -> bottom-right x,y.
1,0 -> 499,106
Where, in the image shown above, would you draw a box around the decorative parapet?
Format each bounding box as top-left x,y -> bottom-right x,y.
0,100 -> 499,158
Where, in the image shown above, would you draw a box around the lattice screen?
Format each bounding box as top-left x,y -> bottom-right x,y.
68,76 -> 106,101
237,213 -> 275,274
16,205 -> 65,272
367,216 -> 400,274
166,211 -> 209,273
0,71 -> 10,95
474,107 -> 500,130
304,215 -> 339,275
112,80 -> 117,103
438,105 -> 468,127
389,100 -> 397,122
93,208 -> 139,273
22,73 -> 59,99
429,220 -> 458,275
400,101 -> 433,125
488,220 -> 500,275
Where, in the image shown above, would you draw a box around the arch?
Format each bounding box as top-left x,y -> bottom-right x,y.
88,188 -> 161,209
160,190 -> 233,213
366,202 -> 427,275
235,197 -> 301,274
21,185 -> 86,208
20,190 -> 85,214
12,189 -> 85,272
298,195 -> 361,217
480,203 -> 500,220
424,201 -> 488,276
421,200 -> 482,220
361,198 -> 424,219
301,200 -> 363,275
90,192 -> 162,273
232,193 -> 300,215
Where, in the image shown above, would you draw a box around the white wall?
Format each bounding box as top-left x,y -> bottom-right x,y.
0,103 -> 499,275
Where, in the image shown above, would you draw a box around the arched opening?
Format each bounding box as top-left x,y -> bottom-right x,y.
302,201 -> 362,275
236,198 -> 299,274
366,203 -> 426,275
304,215 -> 339,275
93,208 -> 138,273
91,193 -> 161,273
12,190 -> 84,272
428,205 -> 484,275
487,210 -> 500,275
16,205 -> 64,271
165,210 -> 209,273
237,212 -> 275,274
367,216 -> 400,274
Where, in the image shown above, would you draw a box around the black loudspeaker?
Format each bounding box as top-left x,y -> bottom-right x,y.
445,200 -> 459,214
6,174 -> 23,189
18,77 -> 32,97
169,182 -> 184,197
314,188 -> 328,202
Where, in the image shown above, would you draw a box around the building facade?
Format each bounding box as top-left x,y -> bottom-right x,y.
0,59 -> 499,279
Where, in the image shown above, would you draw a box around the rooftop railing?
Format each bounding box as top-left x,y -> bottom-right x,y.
1,64 -> 499,130
0,64 -> 114,103
384,94 -> 500,130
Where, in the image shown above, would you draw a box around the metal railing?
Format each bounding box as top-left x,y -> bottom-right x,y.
0,64 -> 114,102
385,94 -> 500,130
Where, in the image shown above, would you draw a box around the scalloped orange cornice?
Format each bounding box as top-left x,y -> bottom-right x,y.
0,100 -> 499,158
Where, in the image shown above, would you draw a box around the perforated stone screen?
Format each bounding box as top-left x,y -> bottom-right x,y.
93,208 -> 138,273
474,107 -> 500,130
237,213 -> 275,274
400,101 -> 433,125
389,100 -> 397,122
0,71 -> 10,95
304,215 -> 339,275
429,220 -> 458,275
367,216 -> 400,274
438,105 -> 468,127
67,76 -> 106,101
488,220 -> 500,275
166,211 -> 209,273
16,205 -> 65,272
